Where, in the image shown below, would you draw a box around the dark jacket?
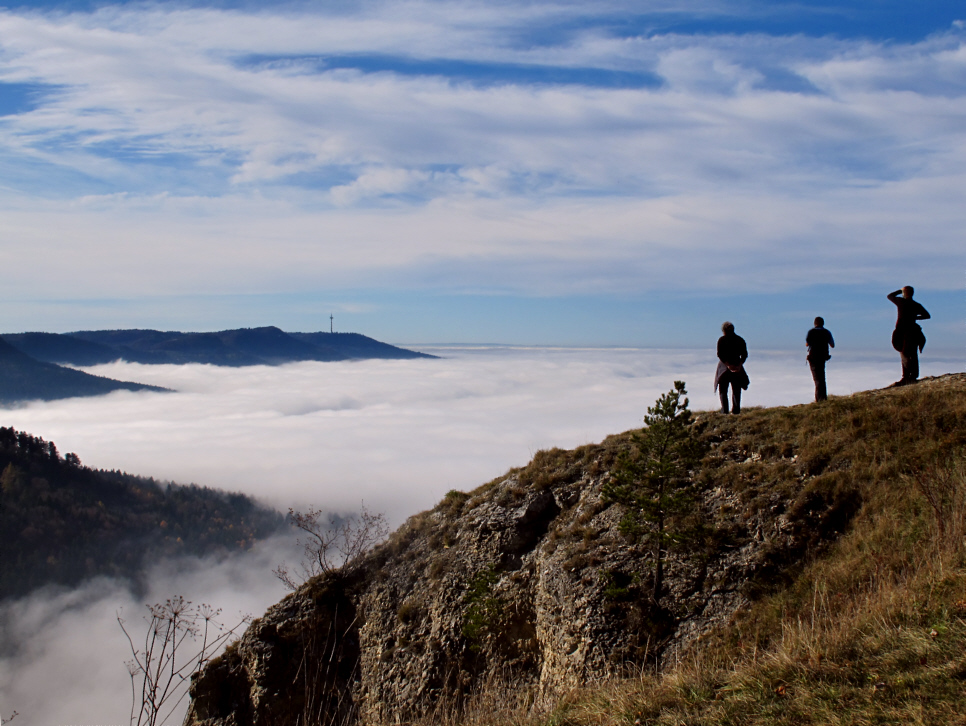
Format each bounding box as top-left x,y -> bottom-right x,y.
715,332 -> 749,391
806,326 -> 835,362
888,292 -> 930,328
888,292 -> 929,353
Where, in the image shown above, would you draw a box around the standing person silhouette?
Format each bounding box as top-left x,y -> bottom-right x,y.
888,286 -> 930,386
714,321 -> 748,414
806,317 -> 835,402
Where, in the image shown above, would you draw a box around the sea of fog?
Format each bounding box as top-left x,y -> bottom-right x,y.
0,346 -> 961,725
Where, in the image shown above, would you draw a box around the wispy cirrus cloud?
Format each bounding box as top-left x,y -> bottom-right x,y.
0,1 -> 963,341
2,4 -> 963,195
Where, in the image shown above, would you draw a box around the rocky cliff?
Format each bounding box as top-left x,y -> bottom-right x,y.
185,374 -> 966,726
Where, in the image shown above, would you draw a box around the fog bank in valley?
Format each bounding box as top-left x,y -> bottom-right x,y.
0,536 -> 293,726
0,347 -> 959,724
4,347 -> 951,523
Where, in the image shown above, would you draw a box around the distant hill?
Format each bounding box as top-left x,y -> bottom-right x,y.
288,331 -> 437,360
3,327 -> 437,367
0,337 -> 168,405
0,426 -> 286,599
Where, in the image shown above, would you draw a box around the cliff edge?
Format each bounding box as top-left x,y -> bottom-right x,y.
185,373 -> 966,726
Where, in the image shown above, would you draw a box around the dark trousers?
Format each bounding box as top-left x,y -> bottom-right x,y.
809,359 -> 827,402
893,325 -> 923,383
900,346 -> 919,382
718,375 -> 742,414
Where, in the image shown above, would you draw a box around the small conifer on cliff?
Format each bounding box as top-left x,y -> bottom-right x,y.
602,380 -> 705,603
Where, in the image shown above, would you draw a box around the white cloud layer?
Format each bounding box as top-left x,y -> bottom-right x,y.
0,538 -> 293,726
0,347 -> 962,724
2,347 -> 959,518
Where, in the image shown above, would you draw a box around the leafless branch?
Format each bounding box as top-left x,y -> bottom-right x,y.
274,502 -> 389,590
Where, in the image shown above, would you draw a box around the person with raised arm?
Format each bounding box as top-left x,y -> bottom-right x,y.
887,286 -> 930,386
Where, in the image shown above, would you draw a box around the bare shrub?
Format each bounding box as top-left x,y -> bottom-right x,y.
274,502 -> 389,590
118,596 -> 249,726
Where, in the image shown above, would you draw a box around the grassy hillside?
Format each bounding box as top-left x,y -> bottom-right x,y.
423,374 -> 966,726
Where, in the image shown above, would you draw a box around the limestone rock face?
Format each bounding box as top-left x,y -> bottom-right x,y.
186,415 -> 850,726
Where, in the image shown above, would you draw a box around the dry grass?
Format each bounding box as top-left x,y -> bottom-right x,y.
537,465 -> 966,726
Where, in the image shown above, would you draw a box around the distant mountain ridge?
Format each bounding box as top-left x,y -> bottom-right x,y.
0,337 -> 168,405
3,327 -> 437,367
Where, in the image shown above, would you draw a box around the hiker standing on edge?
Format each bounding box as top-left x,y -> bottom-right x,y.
806,317 -> 835,402
888,286 -> 930,386
714,321 -> 748,414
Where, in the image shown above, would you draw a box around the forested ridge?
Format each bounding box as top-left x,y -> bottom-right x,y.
0,426 -> 285,599
0,336 -> 167,405
2,327 -> 437,367
0,327 -> 435,403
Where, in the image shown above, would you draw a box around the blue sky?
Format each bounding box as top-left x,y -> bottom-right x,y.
0,0 -> 963,349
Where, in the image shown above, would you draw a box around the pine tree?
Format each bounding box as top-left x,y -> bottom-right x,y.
602,381 -> 705,603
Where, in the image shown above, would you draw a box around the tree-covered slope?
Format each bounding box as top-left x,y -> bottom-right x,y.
0,332 -> 120,366
68,326 -> 326,365
288,331 -> 437,360
0,338 -> 168,405
0,426 -> 285,599
3,327 -> 437,367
